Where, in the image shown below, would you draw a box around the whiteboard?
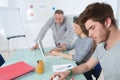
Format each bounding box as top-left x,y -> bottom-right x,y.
0,7 -> 25,39
24,0 -> 58,23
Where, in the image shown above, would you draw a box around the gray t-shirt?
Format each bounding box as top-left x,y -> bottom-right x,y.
66,37 -> 94,64
35,16 -> 75,46
93,42 -> 120,80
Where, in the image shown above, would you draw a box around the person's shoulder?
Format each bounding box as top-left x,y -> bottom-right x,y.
75,36 -> 81,41
87,37 -> 93,40
47,16 -> 54,23
77,37 -> 92,43
85,37 -> 93,42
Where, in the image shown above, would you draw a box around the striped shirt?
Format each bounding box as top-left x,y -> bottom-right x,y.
66,37 -> 94,64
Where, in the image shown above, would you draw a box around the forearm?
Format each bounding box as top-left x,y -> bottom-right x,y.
50,63 -> 90,80
72,57 -> 98,75
51,46 -> 66,52
72,63 -> 90,75
57,47 -> 66,51
60,53 -> 72,60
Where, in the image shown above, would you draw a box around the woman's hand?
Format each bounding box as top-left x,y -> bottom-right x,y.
50,51 -> 61,56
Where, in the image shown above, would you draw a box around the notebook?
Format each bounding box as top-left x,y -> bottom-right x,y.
0,61 -> 34,80
38,41 -> 62,58
52,63 -> 74,72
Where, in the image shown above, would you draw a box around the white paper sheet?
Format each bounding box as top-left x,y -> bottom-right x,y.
52,64 -> 74,72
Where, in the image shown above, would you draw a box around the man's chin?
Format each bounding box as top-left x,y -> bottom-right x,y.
96,41 -> 103,44
94,40 -> 100,44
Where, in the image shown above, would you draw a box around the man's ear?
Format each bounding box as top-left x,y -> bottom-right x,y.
104,17 -> 112,28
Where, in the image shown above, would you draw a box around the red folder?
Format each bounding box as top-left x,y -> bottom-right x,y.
0,61 -> 34,80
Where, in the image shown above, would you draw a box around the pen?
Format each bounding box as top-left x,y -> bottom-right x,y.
57,65 -> 72,70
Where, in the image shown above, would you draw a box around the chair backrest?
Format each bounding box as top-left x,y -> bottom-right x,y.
0,54 -> 5,66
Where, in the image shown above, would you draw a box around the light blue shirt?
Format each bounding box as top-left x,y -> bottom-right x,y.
93,41 -> 120,80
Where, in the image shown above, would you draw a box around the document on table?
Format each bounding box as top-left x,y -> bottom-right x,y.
52,64 -> 74,72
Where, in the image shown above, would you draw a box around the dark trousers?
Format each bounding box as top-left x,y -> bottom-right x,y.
76,62 -> 101,80
83,63 -> 102,80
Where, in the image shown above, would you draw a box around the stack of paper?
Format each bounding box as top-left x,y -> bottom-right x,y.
52,64 -> 74,72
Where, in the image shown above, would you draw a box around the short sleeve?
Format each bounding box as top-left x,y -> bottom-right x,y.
92,43 -> 105,60
92,48 -> 99,60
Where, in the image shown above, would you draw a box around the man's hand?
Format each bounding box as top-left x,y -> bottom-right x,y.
31,43 -> 39,50
57,43 -> 66,48
50,70 -> 70,80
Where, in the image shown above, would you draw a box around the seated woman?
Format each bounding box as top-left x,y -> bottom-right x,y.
50,17 -> 101,80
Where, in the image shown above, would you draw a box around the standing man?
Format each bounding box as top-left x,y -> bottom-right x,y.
31,9 -> 74,50
50,2 -> 120,80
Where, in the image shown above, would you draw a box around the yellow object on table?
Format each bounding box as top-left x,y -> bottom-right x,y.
36,60 -> 44,74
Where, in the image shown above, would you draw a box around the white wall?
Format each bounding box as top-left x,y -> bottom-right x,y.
0,0 -> 8,51
116,0 -> 120,28
58,0 -> 119,28
0,0 -> 119,51
0,0 -> 8,7
59,0 -> 117,16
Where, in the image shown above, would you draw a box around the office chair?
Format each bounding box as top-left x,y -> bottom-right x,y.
0,54 -> 5,66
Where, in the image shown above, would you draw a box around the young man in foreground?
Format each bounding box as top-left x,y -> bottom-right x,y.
50,2 -> 120,80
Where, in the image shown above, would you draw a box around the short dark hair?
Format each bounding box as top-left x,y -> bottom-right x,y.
55,9 -> 64,15
80,2 -> 117,27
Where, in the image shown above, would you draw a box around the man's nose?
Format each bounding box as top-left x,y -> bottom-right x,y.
89,32 -> 93,38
